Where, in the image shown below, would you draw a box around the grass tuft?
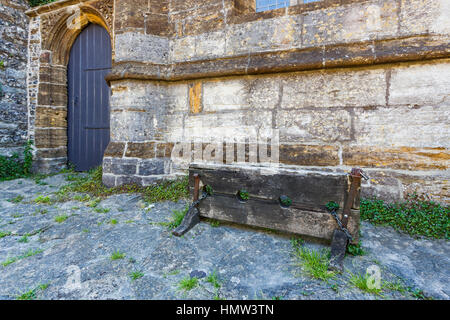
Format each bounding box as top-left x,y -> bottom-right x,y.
54,214 -> 68,223
110,250 -> 125,260
18,235 -> 29,243
291,238 -> 335,282
94,207 -> 110,214
0,231 -> 12,238
178,276 -> 198,291
34,195 -> 52,204
16,283 -> 50,300
129,271 -> 144,281
206,270 -> 221,289
160,206 -> 189,230
349,272 -> 383,296
8,195 -> 24,204
2,248 -> 44,267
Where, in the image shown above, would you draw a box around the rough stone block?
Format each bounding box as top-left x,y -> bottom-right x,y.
125,142 -> 155,158
138,158 -> 166,176
171,0 -> 199,12
35,128 -> 67,148
389,62 -> 450,106
203,79 -> 248,111
343,146 -> 450,170
201,76 -> 284,112
115,32 -> 169,64
114,0 -> 147,31
39,65 -> 66,84
194,31 -> 226,60
38,83 -> 67,106
102,157 -> 113,174
281,68 -> 387,109
108,158 -> 138,175
226,15 -> 302,56
32,158 -> 67,174
116,175 -> 143,186
399,0 -> 449,35
102,174 -> 116,188
166,83 -> 188,113
303,0 -> 398,47
110,111 -> 155,142
36,147 -> 67,159
171,36 -> 197,62
110,80 -> 168,112
104,142 -> 126,157
35,107 -> 67,128
276,109 -> 352,143
183,12 -> 225,36
279,144 -> 340,166
184,111 -> 273,143
353,105 -> 450,148
149,0 -> 169,14
146,13 -> 169,36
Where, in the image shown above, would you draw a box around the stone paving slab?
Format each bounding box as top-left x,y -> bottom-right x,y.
0,174 -> 448,300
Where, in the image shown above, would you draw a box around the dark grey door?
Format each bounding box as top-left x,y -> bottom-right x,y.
67,24 -> 111,171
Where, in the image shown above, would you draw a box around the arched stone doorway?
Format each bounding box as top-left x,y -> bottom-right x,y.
28,3 -> 114,173
67,23 -> 112,171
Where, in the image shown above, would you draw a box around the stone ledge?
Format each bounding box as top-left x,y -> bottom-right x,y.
106,35 -> 450,83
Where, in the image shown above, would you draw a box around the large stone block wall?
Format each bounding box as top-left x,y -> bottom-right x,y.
104,0 -> 450,203
0,0 -> 29,156
106,59 -> 450,202
25,0 -> 450,203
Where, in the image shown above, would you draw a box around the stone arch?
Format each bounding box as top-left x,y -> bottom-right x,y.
34,4 -> 113,173
43,5 -> 112,66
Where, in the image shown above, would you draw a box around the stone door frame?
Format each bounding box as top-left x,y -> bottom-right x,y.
26,0 -> 113,173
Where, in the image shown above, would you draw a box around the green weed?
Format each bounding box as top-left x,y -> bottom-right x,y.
206,270 -> 221,289
56,167 -> 189,204
8,195 -> 24,203
94,207 -> 110,214
110,250 -> 125,260
0,231 -> 12,238
178,276 -> 198,291
34,195 -> 52,205
54,214 -> 68,223
291,238 -> 335,282
361,195 -> 449,239
16,283 -> 49,300
129,271 -> 144,281
2,248 -> 44,267
347,241 -> 366,256
0,141 -> 33,182
160,206 -> 189,230
349,272 -> 383,296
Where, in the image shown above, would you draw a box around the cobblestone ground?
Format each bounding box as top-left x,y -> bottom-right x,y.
0,174 -> 448,300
